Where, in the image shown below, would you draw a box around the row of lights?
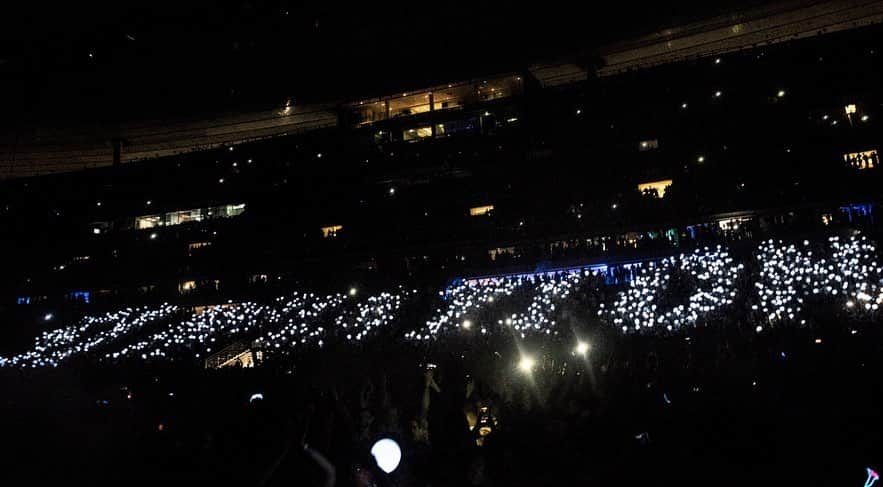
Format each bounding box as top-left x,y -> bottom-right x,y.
5,236 -> 883,367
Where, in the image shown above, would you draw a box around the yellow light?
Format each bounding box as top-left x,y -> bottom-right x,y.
575,341 -> 590,355
697,156 -> 705,163
349,287 -> 358,296
321,225 -> 343,238
518,356 -> 536,373
845,104 -> 857,115
469,205 -> 494,216
777,90 -> 786,98
637,179 -> 673,198
462,320 -> 472,329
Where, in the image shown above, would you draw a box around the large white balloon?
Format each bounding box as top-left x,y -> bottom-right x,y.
370,438 -> 402,474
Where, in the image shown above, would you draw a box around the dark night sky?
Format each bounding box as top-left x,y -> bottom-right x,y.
0,0 -> 770,126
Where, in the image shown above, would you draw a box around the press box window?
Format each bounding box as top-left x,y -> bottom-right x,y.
843,150 -> 879,170
178,280 -> 197,294
637,179 -> 673,198
321,225 -> 343,238
136,215 -> 162,229
470,205 -> 494,216
403,126 -> 433,142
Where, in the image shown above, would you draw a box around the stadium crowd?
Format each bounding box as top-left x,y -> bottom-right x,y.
2,233 -> 882,486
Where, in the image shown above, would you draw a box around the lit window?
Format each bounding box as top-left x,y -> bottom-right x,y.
403,126 -> 433,141
136,214 -> 162,229
845,104 -> 857,115
843,149 -> 879,170
249,274 -> 269,284
638,139 -> 659,151
321,225 -> 343,238
178,281 -> 197,294
224,204 -> 246,217
717,217 -> 752,230
469,205 -> 495,216
637,179 -> 673,198
167,209 -> 203,226
134,203 -> 245,230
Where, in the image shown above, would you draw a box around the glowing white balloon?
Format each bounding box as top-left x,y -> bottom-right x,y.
370,438 -> 402,473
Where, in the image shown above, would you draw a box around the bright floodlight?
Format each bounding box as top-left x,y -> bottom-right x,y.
249,393 -> 264,403
371,438 -> 402,474
518,355 -> 536,373
462,319 -> 472,329
575,341 -> 590,356
349,287 -> 358,296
